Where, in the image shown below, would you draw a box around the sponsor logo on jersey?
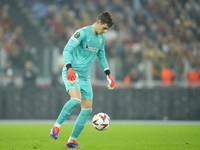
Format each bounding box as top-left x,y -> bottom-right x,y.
85,44 -> 99,52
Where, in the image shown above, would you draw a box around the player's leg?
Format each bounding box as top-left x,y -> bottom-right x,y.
57,88 -> 82,125
50,67 -> 82,139
70,99 -> 93,139
50,66 -> 81,140
50,88 -> 81,139
66,78 -> 93,148
66,98 -> 92,148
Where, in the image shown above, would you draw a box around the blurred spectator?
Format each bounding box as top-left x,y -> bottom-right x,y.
21,44 -> 33,65
161,64 -> 176,88
123,67 -> 139,85
42,4 -> 57,31
5,26 -> 27,70
12,26 -> 25,49
22,60 -> 38,87
0,59 -> 18,87
187,64 -> 200,88
147,43 -> 164,80
5,34 -> 22,70
0,4 -> 12,38
48,13 -> 65,45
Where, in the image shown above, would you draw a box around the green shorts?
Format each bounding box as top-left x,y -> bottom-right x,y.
62,67 -> 93,100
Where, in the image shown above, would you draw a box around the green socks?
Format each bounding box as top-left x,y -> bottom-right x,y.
56,99 -> 92,140
71,108 -> 92,138
57,98 -> 81,125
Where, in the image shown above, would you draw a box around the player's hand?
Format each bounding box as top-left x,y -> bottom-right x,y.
67,68 -> 78,85
107,74 -> 115,90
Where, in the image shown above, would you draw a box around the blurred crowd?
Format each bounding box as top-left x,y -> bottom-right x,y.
0,0 -> 200,88
0,3 -> 38,87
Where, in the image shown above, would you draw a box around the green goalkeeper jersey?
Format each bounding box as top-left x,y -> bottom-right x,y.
63,25 -> 109,79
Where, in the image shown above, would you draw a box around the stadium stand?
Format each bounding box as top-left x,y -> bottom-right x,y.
0,0 -> 200,88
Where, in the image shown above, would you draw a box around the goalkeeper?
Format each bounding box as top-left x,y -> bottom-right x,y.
50,11 -> 115,148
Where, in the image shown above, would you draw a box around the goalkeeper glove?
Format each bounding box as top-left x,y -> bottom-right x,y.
66,63 -> 78,85
104,69 -> 115,90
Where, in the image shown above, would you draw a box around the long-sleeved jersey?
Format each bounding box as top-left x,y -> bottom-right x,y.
63,25 -> 109,79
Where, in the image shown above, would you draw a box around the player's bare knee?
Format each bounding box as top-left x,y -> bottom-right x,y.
81,99 -> 93,109
68,89 -> 82,100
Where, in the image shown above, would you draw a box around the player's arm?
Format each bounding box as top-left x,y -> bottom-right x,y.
97,39 -> 115,90
63,30 -> 84,84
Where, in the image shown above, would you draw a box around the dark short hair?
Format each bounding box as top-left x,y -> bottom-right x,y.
97,11 -> 114,28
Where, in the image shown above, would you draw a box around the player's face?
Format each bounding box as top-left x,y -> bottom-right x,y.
96,21 -> 110,35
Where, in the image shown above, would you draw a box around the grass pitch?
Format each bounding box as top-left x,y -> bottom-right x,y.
0,122 -> 200,150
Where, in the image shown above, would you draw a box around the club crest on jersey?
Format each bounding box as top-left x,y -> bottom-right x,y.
85,44 -> 99,52
74,32 -> 80,38
99,39 -> 102,44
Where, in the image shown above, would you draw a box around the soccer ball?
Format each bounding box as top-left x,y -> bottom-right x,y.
92,112 -> 110,131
